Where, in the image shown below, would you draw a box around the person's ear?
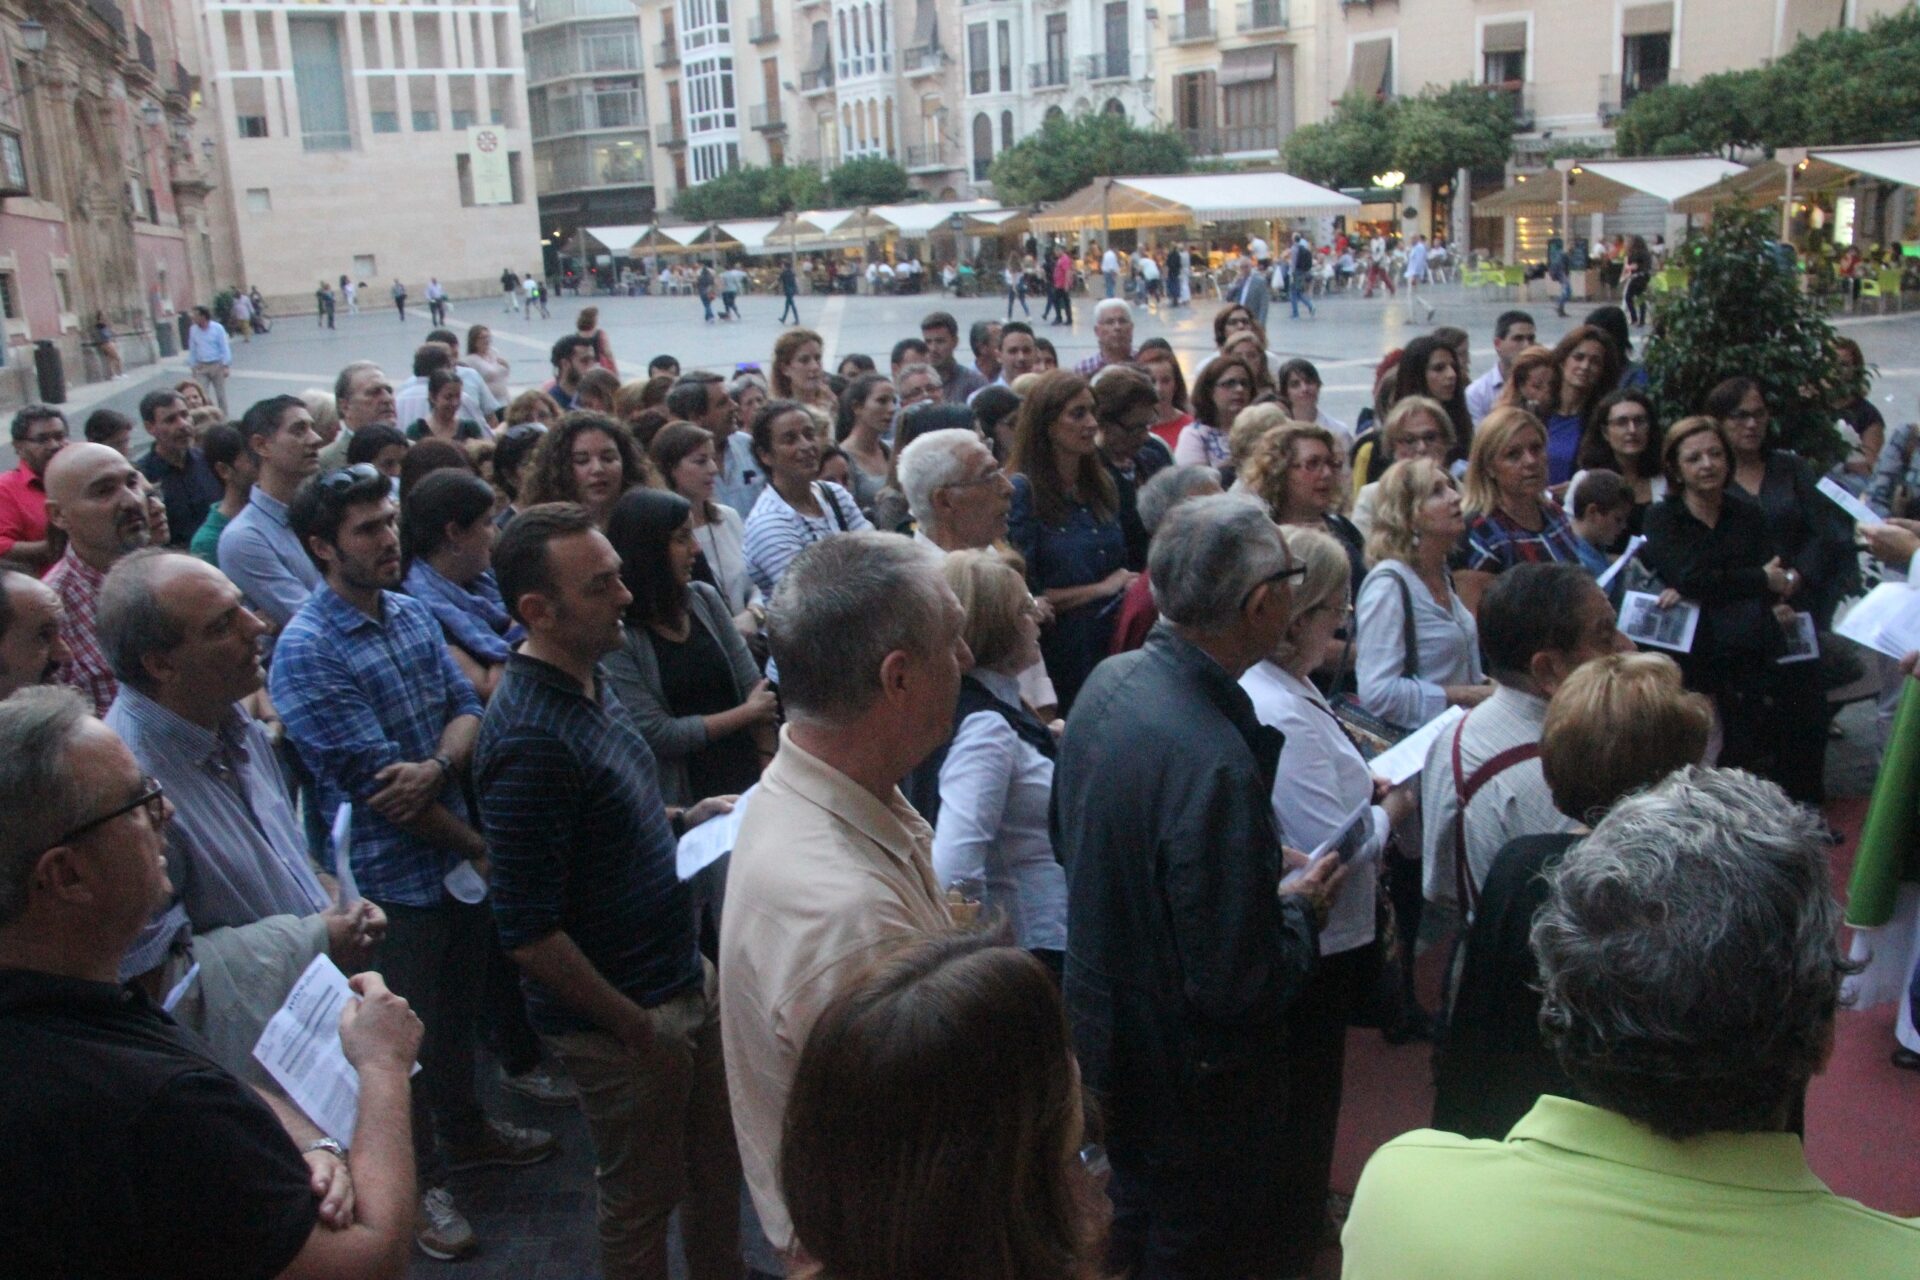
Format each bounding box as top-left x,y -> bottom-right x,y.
43,498 -> 68,534
1530,647 -> 1568,694
877,647 -> 913,705
31,845 -> 95,907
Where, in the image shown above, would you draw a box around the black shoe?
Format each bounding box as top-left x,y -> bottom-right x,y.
1893,1047 -> 1920,1072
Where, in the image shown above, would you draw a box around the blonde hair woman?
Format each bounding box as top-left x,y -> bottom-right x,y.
923,549 -> 1066,965
1223,402 -> 1290,490
1240,524 -> 1418,1275
1457,407 -> 1582,610
1352,396 -> 1453,537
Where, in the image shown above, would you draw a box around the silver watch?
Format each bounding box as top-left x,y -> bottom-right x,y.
302,1137 -> 347,1159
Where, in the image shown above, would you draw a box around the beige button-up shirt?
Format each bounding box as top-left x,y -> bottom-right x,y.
718,725 -> 952,1251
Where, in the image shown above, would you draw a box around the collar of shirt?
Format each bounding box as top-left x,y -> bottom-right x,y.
52,546 -> 106,596
1481,682 -> 1550,731
5,459 -> 44,490
0,967 -> 151,1019
1509,1095 -> 1825,1195
112,684 -> 250,771
503,650 -> 602,705
770,724 -> 932,872
972,667 -> 1024,709
312,581 -> 393,637
1143,622 -> 1277,766
245,485 -> 291,526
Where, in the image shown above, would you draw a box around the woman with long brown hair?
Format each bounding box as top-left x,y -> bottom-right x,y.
1543,325 -> 1623,487
782,933 -> 1105,1280
1009,369 -> 1144,712
771,327 -> 836,415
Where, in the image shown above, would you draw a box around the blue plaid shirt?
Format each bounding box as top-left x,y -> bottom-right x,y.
270,584 -> 483,906
403,561 -> 524,666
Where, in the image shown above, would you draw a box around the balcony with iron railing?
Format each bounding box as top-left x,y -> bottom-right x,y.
534,87 -> 646,139
750,102 -> 785,131
1179,121 -> 1281,155
528,0 -> 642,29
1168,9 -> 1214,42
656,39 -> 679,67
1080,49 -> 1139,82
1484,80 -> 1535,131
655,120 -> 686,147
1028,60 -> 1069,89
748,14 -> 779,42
1236,0 -> 1287,31
88,0 -> 126,41
905,142 -> 956,172
800,65 -> 834,93
903,43 -> 943,75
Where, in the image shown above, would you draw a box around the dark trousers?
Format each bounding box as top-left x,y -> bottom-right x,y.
429,298 -> 447,325
1055,286 -> 1074,324
1107,1094 -> 1289,1280
1624,274 -> 1650,325
1272,947 -> 1371,1276
778,293 -> 799,324
721,291 -> 740,319
375,894 -> 491,1184
484,917 -> 543,1077
1717,671 -> 1827,806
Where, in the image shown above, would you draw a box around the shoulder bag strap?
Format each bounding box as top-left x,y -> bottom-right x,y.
815,483 -> 849,533
1449,715 -> 1541,917
1394,569 -> 1420,680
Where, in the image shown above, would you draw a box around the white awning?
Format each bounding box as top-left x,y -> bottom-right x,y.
1031,172 -> 1356,233
650,222 -> 711,246
872,199 -> 1009,236
1812,143 -> 1920,190
1578,157 -> 1747,204
581,224 -> 651,253
715,219 -> 784,253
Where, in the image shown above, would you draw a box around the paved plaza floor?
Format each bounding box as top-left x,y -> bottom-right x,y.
14,277 -> 1920,468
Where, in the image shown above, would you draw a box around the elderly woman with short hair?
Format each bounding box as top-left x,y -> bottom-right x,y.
1345,767 -> 1902,1278
1242,420 -> 1366,602
1242,525 -> 1416,1276
920,550 -> 1066,970
1434,651 -> 1711,1139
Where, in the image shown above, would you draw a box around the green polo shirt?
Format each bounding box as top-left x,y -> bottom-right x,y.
1343,1095 -> 1919,1279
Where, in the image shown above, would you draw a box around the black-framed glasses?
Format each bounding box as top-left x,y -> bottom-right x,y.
1242,563 -> 1308,609
50,776 -> 167,849
318,463 -> 380,494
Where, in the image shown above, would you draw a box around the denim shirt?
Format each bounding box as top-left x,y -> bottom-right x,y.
1008,473 -> 1129,713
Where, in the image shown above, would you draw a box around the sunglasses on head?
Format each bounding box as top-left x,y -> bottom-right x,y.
318,463 -> 381,494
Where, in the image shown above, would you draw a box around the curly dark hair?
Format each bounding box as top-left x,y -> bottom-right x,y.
520,411 -> 655,511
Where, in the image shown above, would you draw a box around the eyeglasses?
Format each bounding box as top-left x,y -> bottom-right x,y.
50,776 -> 168,849
1242,563 -> 1308,609
1399,431 -> 1444,448
318,463 -> 381,494
1215,378 -> 1252,393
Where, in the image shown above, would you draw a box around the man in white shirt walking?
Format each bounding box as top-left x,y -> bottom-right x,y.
1405,235 -> 1437,323
1101,244 -> 1120,299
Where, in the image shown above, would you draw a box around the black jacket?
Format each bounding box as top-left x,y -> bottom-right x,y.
1054,623 -> 1318,1151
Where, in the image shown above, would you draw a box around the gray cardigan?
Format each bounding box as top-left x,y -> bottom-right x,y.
602,580 -> 762,806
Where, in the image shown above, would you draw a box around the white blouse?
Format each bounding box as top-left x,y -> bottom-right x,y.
1355,558 -> 1483,729
930,669 -> 1066,952
1240,661 -> 1385,956
693,503 -> 762,617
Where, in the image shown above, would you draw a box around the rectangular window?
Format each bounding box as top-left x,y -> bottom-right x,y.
996,19 -> 1011,92
967,23 -> 988,95
237,115 -> 269,138
1045,15 -> 1067,79
353,254 -> 377,279
413,109 -> 439,131
1102,2 -> 1128,78
52,270 -> 72,314
1483,48 -> 1524,84
0,131 -> 26,195
289,16 -> 353,152
1622,32 -> 1671,100
0,271 -> 17,320
372,111 -> 400,132
245,187 -> 272,212
452,109 -> 475,129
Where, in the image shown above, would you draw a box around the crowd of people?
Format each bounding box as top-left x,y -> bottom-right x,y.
1,286 -> 1917,1280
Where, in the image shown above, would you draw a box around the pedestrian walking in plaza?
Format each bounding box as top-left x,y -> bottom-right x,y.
1406,233 -> 1437,323
339,273 -> 358,314
391,278 -> 408,321
427,277 -> 448,326
1051,249 -> 1074,326
1101,243 -> 1120,299
1289,234 -> 1317,320
778,263 -> 800,325
523,273 -> 548,319
502,266 -> 521,312
698,263 -> 717,324
229,288 -> 254,343
186,306 -> 232,415
721,265 -> 745,320
1548,239 -> 1572,318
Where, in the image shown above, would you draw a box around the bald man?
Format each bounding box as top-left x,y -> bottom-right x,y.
43,443 -> 152,714
0,567 -> 69,701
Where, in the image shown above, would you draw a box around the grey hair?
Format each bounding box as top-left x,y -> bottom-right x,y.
728,371 -> 769,401
1092,298 -> 1132,324
0,685 -> 93,927
95,549 -> 191,696
1531,766 -> 1855,1140
897,361 -> 943,390
333,359 -> 383,404
1135,464 -> 1222,536
1148,493 -> 1287,632
769,532 -> 950,726
898,429 -> 984,533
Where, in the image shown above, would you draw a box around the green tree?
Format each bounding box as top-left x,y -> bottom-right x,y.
988,112 -> 1189,206
671,163 -> 827,221
825,156 -> 915,206
1643,206 -> 1855,468
1391,83 -> 1518,186
1282,92 -> 1396,188
1615,70 -> 1770,158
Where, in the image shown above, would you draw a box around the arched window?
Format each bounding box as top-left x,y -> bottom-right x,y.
864,5 -> 876,67
837,12 -> 850,67
885,99 -> 895,155
1103,97 -> 1126,117
972,111 -> 993,179
1001,110 -> 1013,149
1045,105 -> 1065,124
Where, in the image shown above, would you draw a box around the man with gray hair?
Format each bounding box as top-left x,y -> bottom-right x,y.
1057,493 -> 1344,1277
1074,298 -> 1136,377
899,428 -> 1015,553
1344,766 -> 1920,1276
0,567 -> 70,701
720,532 -> 972,1263
319,360 -> 398,470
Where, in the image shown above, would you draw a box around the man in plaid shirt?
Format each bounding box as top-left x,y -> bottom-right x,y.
44,443 -> 152,715
270,464 -> 555,1261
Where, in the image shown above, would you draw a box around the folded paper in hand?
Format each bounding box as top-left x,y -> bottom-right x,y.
1367,705 -> 1467,787
676,786 -> 754,881
252,955 -> 376,1145
1835,583 -> 1920,661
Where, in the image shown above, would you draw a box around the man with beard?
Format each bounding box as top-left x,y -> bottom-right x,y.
0,567 -> 70,700
218,396 -> 327,634
271,465 -> 556,1261
44,443 -> 152,714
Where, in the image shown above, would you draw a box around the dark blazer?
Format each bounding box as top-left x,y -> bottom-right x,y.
1054,623 -> 1317,1198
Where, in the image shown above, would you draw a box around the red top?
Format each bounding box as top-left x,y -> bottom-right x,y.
0,461 -> 49,565
1109,572 -> 1159,655
1150,412 -> 1194,452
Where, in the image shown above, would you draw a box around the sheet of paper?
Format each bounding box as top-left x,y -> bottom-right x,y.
1817,475 -> 1881,528
252,954 -> 365,1146
1776,611 -> 1820,664
676,786 -> 755,881
1595,534 -> 1647,592
1618,590 -> 1700,654
1367,705 -> 1467,787
1307,795 -> 1374,864
1834,582 -> 1920,660
330,803 -> 358,907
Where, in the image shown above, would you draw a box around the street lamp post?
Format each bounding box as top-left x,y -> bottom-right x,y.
1776,147 -> 1809,243
1552,157 -> 1583,254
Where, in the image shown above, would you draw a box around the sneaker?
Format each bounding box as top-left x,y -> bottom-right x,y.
500,1064 -> 577,1107
416,1186 -> 479,1261
445,1116 -> 559,1171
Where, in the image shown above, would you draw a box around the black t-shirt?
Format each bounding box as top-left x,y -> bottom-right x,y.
653,620 -> 760,800
0,969 -> 317,1280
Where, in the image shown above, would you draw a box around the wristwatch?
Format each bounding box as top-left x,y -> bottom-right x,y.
429,752 -> 454,781
302,1137 -> 347,1160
